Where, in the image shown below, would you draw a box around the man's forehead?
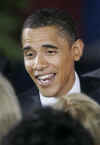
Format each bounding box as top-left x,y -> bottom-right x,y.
22,27 -> 58,42
22,28 -> 34,38
22,26 -> 66,37
22,26 -> 72,47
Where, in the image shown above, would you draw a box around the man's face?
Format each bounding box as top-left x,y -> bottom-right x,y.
22,26 -> 83,97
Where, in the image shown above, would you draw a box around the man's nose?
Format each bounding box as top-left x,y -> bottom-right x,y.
32,54 -> 48,71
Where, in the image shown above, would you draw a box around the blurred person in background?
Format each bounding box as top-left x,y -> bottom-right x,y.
2,107 -> 94,145
0,73 -> 22,142
52,93 -> 100,145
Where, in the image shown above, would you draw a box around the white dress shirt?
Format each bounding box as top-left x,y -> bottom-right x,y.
40,72 -> 81,106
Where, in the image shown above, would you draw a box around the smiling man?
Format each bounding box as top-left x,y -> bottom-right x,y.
22,26 -> 82,97
19,8 -> 100,116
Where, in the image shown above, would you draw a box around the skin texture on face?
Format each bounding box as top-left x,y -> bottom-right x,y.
22,26 -> 83,97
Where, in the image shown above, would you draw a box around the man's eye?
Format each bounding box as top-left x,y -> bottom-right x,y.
26,52 -> 33,56
24,52 -> 33,58
47,50 -> 57,55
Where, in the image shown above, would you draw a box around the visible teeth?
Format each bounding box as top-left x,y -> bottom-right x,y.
38,74 -> 54,80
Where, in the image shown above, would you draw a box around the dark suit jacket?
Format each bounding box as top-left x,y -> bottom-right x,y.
18,72 -> 100,117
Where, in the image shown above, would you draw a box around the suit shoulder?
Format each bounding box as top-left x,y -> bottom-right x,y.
17,87 -> 40,117
80,74 -> 100,103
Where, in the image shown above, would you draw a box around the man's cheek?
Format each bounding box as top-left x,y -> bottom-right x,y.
27,67 -> 33,75
25,60 -> 33,72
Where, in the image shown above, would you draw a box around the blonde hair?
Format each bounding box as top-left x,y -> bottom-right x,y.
0,73 -> 22,140
52,93 -> 100,145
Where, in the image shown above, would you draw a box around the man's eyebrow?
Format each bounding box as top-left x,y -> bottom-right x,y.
23,46 -> 31,51
42,44 -> 58,49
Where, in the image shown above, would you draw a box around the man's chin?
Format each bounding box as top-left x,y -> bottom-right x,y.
40,93 -> 54,97
39,90 -> 58,98
37,84 -> 59,97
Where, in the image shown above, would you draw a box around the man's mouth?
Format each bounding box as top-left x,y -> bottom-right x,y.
35,73 -> 56,86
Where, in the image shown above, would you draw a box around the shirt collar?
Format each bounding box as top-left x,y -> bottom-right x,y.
67,72 -> 81,95
40,71 -> 80,106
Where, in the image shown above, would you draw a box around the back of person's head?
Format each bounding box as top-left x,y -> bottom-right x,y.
2,107 -> 94,145
23,8 -> 77,42
52,93 -> 100,145
0,73 -> 22,141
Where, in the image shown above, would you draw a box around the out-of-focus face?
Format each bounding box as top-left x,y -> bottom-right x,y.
22,26 -> 83,97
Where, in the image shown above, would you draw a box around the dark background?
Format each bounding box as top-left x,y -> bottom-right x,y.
1,0 -> 100,94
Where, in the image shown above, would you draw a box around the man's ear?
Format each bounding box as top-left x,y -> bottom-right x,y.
72,39 -> 84,61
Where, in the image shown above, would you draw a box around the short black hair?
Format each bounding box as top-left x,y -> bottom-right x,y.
2,107 -> 94,145
23,8 -> 77,42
